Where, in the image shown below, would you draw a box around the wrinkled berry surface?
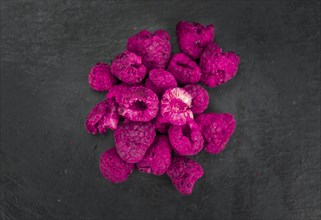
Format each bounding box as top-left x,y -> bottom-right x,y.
86,21 -> 239,194
127,30 -> 171,70
137,135 -> 172,175
106,83 -> 130,102
167,53 -> 201,85
115,86 -> 159,122
145,69 -> 177,96
176,21 -> 215,59
168,120 -> 203,156
160,87 -> 193,125
152,112 -> 171,134
166,156 -> 204,195
86,99 -> 119,134
100,147 -> 134,183
88,62 -> 118,92
114,121 -> 156,163
111,51 -> 147,84
200,42 -> 240,87
195,113 -> 236,154
184,84 -> 209,114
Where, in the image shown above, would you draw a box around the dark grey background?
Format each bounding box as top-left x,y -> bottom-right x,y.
1,0 -> 320,219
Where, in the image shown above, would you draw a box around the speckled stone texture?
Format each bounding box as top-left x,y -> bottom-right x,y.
2,1 -> 320,220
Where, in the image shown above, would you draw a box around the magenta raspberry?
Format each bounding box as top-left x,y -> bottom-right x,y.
114,121 -> 156,163
160,87 -> 193,125
176,21 -> 215,60
196,113 -> 236,154
136,135 -> 172,175
168,120 -> 203,156
200,42 -> 240,87
111,51 -> 147,84
184,84 -> 209,114
115,86 -> 159,122
127,30 -> 171,70
86,21 -> 239,195
88,63 -> 118,92
100,148 -> 134,183
152,112 -> 171,134
167,53 -> 201,85
86,99 -> 119,135
166,156 -> 204,195
145,68 -> 177,97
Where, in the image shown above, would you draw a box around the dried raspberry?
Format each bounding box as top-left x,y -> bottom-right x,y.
168,120 -> 203,156
136,135 -> 172,175
85,99 -> 119,135
160,87 -> 193,125
100,148 -> 134,183
166,156 -> 204,195
200,42 -> 240,87
195,113 -> 236,154
167,53 -> 201,85
152,112 -> 171,134
127,29 -> 171,70
183,84 -> 209,114
145,69 -> 177,97
88,63 -> 118,92
115,86 -> 159,122
114,121 -> 156,163
176,21 -> 215,59
111,51 -> 147,84
106,83 -> 130,102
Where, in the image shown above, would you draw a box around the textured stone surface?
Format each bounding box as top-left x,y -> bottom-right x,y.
1,0 -> 320,219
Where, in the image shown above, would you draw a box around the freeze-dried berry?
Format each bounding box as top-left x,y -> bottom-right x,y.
106,83 -> 130,102
127,30 -> 171,70
160,87 -> 193,125
200,42 -> 240,87
114,121 -> 156,163
168,120 -> 203,156
136,135 -> 172,175
152,112 -> 171,134
86,99 -> 119,135
176,21 -> 215,59
166,156 -> 204,195
145,69 -> 177,97
184,84 -> 209,114
86,21 -> 240,194
111,51 -> 147,84
115,86 -> 159,122
100,147 -> 134,183
88,62 -> 118,92
167,53 -> 201,85
195,113 -> 236,154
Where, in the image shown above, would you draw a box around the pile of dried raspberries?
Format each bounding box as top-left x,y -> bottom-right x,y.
86,21 -> 240,195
